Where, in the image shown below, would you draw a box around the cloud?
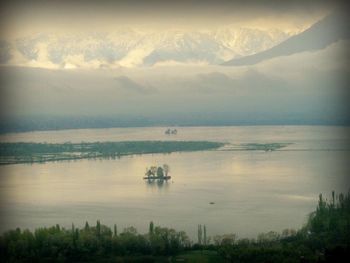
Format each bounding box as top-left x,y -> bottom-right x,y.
257,39 -> 350,75
0,40 -> 12,63
0,33 -> 348,126
1,0 -> 333,35
194,72 -> 236,92
113,76 -> 156,95
118,48 -> 153,68
185,70 -> 287,94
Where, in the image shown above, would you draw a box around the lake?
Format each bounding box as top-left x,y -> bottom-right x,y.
0,126 -> 349,240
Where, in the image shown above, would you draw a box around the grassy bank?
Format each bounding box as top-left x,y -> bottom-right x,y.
0,141 -> 225,165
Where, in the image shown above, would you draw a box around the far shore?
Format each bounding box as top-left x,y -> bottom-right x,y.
0,141 -> 293,165
0,141 -> 224,165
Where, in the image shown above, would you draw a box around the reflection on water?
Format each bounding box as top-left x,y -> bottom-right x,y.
0,126 -> 349,239
145,179 -> 171,190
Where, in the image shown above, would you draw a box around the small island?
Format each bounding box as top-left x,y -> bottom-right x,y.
143,164 -> 171,180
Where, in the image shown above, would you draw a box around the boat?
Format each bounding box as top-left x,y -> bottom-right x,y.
165,128 -> 177,135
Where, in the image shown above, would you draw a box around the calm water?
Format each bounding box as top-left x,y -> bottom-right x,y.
0,126 -> 349,239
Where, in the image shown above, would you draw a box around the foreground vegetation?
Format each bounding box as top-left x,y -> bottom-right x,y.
0,191 -> 349,262
0,141 -> 224,165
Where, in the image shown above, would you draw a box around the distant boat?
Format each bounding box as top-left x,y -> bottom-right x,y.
165,128 -> 177,135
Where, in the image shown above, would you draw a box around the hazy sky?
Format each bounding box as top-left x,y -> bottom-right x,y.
0,0 -> 335,36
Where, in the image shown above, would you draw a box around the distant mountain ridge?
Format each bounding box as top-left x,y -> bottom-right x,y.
3,27 -> 296,68
222,12 -> 350,66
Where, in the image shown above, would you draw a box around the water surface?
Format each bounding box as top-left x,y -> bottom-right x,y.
0,126 -> 349,239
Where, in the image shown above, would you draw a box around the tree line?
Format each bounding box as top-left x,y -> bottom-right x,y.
0,221 -> 190,262
0,191 -> 349,262
216,190 -> 350,262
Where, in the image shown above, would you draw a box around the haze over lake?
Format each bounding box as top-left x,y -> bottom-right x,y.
0,125 -> 348,239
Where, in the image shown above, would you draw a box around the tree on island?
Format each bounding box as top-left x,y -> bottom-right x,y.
145,166 -> 157,177
145,164 -> 170,180
163,164 -> 170,176
157,167 -> 164,178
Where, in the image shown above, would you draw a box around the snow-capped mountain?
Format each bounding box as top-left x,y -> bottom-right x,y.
213,28 -> 292,56
223,11 -> 350,66
3,27 -> 297,68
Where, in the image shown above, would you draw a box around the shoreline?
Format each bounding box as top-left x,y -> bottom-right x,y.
0,141 -> 224,165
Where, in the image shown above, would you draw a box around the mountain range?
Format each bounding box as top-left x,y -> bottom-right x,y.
1,12 -> 347,69
222,11 -> 350,66
2,27 -> 296,68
